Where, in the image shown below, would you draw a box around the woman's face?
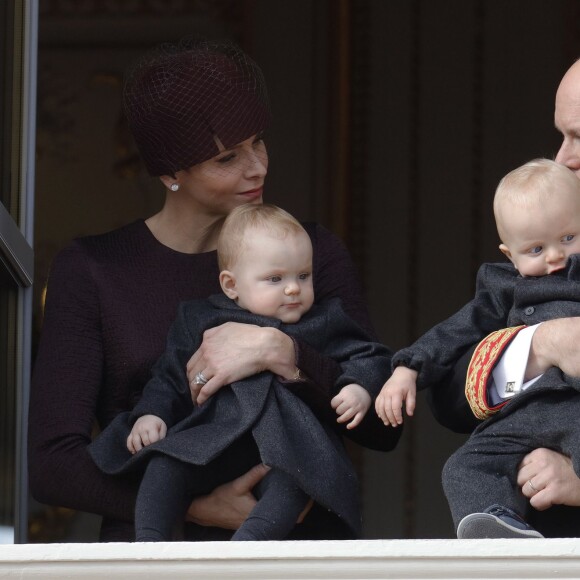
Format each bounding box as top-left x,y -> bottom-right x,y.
176,134 -> 268,216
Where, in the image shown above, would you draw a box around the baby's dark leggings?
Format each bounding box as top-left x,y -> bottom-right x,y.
135,445 -> 308,541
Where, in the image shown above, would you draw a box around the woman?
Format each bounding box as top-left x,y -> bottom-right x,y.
28,37 -> 400,542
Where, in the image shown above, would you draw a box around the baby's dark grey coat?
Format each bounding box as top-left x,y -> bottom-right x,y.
89,295 -> 391,537
394,255 -> 580,391
391,254 -> 580,528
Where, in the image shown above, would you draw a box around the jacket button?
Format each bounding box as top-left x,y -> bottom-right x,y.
524,306 -> 535,315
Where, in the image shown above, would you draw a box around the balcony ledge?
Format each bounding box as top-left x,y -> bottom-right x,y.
1,538 -> 580,579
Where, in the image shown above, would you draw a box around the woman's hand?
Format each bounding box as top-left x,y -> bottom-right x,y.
185,463 -> 313,529
186,322 -> 296,405
526,318 -> 580,381
517,448 -> 580,510
185,464 -> 270,529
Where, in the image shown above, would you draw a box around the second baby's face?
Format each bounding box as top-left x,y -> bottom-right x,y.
499,191 -> 580,276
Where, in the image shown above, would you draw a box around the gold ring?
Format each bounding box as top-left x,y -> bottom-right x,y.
527,479 -> 539,493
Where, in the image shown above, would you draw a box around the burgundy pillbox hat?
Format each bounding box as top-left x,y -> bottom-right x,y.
123,38 -> 271,176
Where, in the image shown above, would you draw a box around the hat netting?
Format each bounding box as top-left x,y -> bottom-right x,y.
123,37 -> 271,176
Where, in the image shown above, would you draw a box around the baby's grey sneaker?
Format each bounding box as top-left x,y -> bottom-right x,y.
457,504 -> 543,539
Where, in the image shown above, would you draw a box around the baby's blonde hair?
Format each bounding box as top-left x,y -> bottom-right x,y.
217,204 -> 308,271
493,159 -> 580,241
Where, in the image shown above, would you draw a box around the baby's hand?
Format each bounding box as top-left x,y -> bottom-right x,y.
330,383 -> 371,429
127,415 -> 167,454
375,366 -> 418,427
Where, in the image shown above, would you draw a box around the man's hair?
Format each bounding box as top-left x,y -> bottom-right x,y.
217,204 -> 308,270
494,158 -> 580,239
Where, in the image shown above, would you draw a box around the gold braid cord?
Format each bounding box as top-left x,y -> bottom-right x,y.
465,326 -> 526,420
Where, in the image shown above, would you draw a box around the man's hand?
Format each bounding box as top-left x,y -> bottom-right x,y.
527,318 -> 580,381
518,448 -> 580,510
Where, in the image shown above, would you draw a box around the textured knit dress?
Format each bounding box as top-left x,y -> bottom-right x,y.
28,219 -> 400,541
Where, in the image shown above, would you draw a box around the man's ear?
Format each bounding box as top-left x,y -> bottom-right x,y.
219,270 -> 238,300
499,243 -> 513,262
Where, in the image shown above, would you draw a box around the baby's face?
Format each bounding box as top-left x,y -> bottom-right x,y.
228,228 -> 314,323
499,193 -> 580,276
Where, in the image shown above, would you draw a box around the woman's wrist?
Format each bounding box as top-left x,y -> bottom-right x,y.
261,328 -> 297,379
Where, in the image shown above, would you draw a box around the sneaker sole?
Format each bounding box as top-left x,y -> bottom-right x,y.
457,513 -> 543,539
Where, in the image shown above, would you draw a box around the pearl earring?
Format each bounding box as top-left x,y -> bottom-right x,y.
170,183 -> 179,192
